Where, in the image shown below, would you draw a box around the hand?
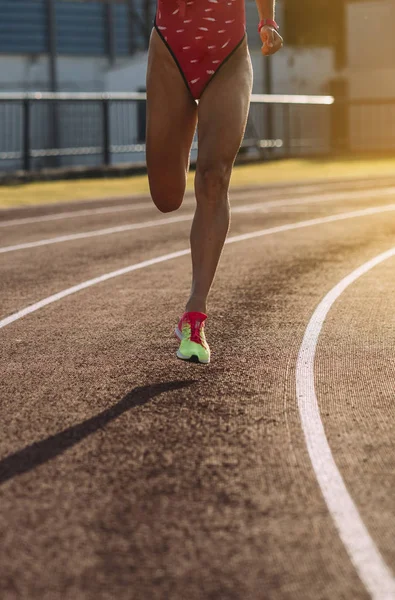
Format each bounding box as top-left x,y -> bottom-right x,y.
260,25 -> 283,56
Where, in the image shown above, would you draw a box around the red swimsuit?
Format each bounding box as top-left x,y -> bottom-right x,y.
155,0 -> 246,100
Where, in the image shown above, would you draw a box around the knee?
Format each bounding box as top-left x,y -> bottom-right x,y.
149,185 -> 184,213
153,198 -> 183,213
195,162 -> 232,202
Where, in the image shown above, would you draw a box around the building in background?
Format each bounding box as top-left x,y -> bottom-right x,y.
1,0 -> 393,98
347,0 -> 395,99
0,0 -> 153,92
345,0 -> 395,150
108,0 -> 339,96
0,0 -> 392,173
0,0 -> 337,95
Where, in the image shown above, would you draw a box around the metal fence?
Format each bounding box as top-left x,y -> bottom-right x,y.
1,91 -> 389,174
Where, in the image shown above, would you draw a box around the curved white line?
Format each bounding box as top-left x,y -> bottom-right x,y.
2,189 -> 395,255
236,185 -> 395,213
1,204 -> 395,331
0,215 -> 192,254
296,248 -> 395,599
0,249 -> 191,329
1,184 -> 394,229
0,202 -> 152,228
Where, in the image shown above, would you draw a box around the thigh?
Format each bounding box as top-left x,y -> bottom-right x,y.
196,38 -> 253,174
146,29 -> 198,209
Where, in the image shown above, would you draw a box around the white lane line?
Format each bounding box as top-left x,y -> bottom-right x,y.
235,185 -> 395,212
296,248 -> 395,600
1,184 -> 395,229
2,187 -> 395,255
0,201 -> 152,228
0,249 -> 191,330
0,215 -> 193,254
0,186 -> 320,228
1,204 -> 395,331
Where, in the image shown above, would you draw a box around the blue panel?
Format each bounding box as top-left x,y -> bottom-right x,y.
114,4 -> 130,56
0,0 -> 154,57
129,0 -> 155,50
0,0 -> 46,54
55,0 -> 106,56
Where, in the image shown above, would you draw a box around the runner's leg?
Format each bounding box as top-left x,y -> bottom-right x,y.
185,38 -> 253,313
146,29 -> 198,213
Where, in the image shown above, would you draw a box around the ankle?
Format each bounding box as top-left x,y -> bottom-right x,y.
185,296 -> 207,315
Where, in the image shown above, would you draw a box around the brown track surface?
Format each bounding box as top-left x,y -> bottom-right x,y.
0,179 -> 394,600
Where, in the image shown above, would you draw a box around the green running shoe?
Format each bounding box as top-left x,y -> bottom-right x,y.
175,311 -> 210,364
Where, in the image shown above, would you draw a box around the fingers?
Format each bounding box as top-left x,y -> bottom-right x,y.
260,26 -> 283,56
260,29 -> 272,55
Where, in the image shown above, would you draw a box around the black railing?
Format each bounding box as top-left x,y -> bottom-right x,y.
0,93 -> 149,172
0,91 -> 358,174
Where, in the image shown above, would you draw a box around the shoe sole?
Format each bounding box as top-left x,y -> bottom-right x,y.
175,327 -> 210,364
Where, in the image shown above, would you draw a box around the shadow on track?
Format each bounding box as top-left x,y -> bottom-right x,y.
0,380 -> 195,486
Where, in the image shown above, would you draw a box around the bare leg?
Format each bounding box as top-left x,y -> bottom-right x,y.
185,38 -> 253,313
146,29 -> 198,213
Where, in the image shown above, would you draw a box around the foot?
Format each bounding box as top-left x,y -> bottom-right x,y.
175,311 -> 210,364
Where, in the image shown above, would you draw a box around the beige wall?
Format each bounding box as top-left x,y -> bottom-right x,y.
346,0 -> 395,99
0,54 -> 132,93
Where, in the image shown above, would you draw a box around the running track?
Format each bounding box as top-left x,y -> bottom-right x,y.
1,177 -> 394,600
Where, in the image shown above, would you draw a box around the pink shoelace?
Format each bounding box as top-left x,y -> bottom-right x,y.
190,319 -> 204,344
